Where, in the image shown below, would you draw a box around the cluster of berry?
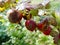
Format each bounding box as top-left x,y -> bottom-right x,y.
7,0 -> 60,45
7,8 -> 52,35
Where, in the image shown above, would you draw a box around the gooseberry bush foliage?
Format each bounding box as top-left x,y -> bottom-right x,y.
0,0 -> 60,45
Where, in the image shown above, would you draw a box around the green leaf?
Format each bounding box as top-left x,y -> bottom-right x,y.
30,9 -> 38,16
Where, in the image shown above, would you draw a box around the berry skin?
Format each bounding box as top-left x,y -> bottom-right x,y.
43,26 -> 51,35
37,22 -> 44,31
58,34 -> 60,38
37,18 -> 49,32
8,9 -> 23,23
25,20 -> 36,31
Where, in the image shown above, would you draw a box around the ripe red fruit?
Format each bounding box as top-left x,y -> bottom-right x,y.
8,9 -> 23,23
43,26 -> 51,35
37,18 -> 49,31
25,20 -> 36,31
37,22 -> 44,31
58,34 -> 60,38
